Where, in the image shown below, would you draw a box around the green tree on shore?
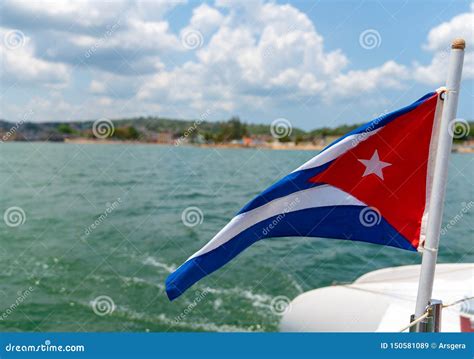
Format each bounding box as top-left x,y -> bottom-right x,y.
215,117 -> 248,142
113,126 -> 140,140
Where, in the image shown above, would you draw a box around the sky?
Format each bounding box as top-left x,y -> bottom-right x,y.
0,0 -> 473,130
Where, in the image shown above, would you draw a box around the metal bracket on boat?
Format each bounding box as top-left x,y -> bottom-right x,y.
436,86 -> 447,100
409,299 -> 443,332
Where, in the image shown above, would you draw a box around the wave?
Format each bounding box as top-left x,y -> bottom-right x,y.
120,275 -> 165,292
117,306 -> 251,332
287,274 -> 304,293
142,257 -> 176,273
202,286 -> 273,309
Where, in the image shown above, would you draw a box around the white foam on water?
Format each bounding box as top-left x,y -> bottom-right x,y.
287,274 -> 304,294
213,298 -> 223,310
143,257 -> 177,273
202,286 -> 273,309
118,306 -> 251,332
120,275 -> 165,292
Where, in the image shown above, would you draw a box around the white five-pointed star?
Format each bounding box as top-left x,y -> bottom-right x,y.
358,150 -> 392,180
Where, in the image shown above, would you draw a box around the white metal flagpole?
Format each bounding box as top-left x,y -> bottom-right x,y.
414,38 -> 466,321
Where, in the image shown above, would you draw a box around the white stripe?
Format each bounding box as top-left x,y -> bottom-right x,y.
188,185 -> 366,260
419,93 -> 444,251
292,129 -> 381,173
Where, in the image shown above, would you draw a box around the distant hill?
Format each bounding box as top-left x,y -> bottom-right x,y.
0,116 -> 472,144
0,116 -> 306,143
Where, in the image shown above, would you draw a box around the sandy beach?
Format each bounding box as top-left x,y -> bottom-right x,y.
64,138 -> 474,152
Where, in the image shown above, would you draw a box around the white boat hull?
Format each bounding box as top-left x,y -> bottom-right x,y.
280,263 -> 473,332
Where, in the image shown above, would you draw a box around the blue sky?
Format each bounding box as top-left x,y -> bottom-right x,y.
0,0 -> 472,130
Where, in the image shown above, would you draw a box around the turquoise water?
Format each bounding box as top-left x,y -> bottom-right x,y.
0,143 -> 472,332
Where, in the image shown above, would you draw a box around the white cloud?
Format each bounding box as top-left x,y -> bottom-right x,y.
2,0 -> 183,30
414,5 -> 473,84
140,1 -> 351,114
330,61 -> 409,99
134,0 -> 188,22
188,3 -> 225,34
1,0 -> 471,124
137,61 -> 235,114
87,72 -> 143,99
2,0 -> 181,76
89,80 -> 106,94
113,18 -> 180,52
97,97 -> 113,106
424,5 -> 473,52
0,27 -> 69,86
2,0 -> 129,30
37,16 -> 176,75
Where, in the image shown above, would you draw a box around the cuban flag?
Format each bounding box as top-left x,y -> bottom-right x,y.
166,89 -> 444,300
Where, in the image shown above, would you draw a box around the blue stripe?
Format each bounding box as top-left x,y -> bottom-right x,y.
237,163 -> 330,215
165,206 -> 415,300
237,91 -> 436,215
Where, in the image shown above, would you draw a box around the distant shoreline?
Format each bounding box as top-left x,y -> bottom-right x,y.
62,138 -> 326,151
3,138 -> 473,153
54,138 -> 470,153
2,118 -> 472,153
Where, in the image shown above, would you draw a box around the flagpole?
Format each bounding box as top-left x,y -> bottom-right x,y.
414,38 -> 465,322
